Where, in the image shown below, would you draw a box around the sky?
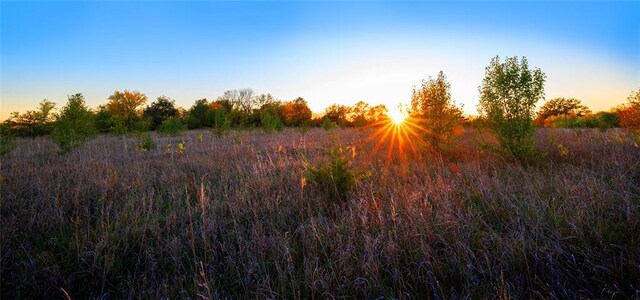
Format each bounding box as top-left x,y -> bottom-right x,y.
1,1 -> 639,119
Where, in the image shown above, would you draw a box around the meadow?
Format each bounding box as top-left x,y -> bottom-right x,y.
1,127 -> 639,299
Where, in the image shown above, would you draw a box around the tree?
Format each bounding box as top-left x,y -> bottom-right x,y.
478,56 -> 546,159
617,89 -> 640,130
186,99 -> 215,129
51,93 -> 96,154
106,90 -> 148,130
261,112 -> 284,133
281,97 -> 312,127
323,104 -> 350,126
212,109 -> 231,137
5,99 -> 56,136
536,97 -> 591,126
144,96 -> 179,130
411,71 -> 464,149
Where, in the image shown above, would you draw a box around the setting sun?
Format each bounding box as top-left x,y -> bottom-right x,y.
388,109 -> 408,125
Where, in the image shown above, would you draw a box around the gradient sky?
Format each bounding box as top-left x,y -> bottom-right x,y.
1,1 -> 639,119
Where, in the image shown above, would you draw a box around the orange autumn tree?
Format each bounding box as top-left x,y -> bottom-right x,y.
106,90 -> 149,132
617,89 -> 640,131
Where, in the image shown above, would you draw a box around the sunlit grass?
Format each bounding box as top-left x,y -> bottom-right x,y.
1,128 -> 638,298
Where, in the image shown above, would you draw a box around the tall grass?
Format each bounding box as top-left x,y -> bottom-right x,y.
1,128 -> 638,298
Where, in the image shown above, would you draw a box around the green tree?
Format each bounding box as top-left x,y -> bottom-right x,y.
157,117 -> 186,136
212,108 -> 231,137
51,93 -> 96,154
144,96 -> 179,130
186,99 -> 215,129
411,71 -> 464,149
261,112 -> 284,133
478,56 -> 546,160
323,104 -> 350,127
5,100 -> 56,136
536,97 -> 591,126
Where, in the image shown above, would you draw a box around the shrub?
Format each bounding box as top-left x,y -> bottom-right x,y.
304,141 -> 358,204
261,112 -> 284,133
478,56 -> 546,160
136,133 -> 156,152
157,117 -> 186,136
212,109 -> 231,138
321,118 -> 337,131
0,124 -> 16,156
51,93 -> 96,154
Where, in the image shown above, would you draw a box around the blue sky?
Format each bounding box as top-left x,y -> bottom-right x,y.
1,1 -> 639,118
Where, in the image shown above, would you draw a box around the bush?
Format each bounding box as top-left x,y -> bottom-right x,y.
157,117 -> 186,136
321,118 -> 337,131
212,109 -> 231,137
304,141 -> 358,204
0,124 -> 16,156
261,112 -> 284,133
478,56 -> 546,160
136,133 -> 156,152
51,93 -> 97,154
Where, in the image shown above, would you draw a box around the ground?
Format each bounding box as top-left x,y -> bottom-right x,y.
1,127 -> 639,298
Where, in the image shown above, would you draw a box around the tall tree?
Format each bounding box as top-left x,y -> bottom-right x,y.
106,90 -> 148,129
411,71 -> 464,149
51,93 -> 96,153
144,96 -> 179,130
478,56 -> 546,159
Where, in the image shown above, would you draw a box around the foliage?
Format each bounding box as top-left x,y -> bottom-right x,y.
136,132 -> 156,152
281,97 -> 313,127
94,106 -> 118,133
304,140 -> 358,204
144,96 -> 179,130
478,56 -> 546,160
323,104 -> 350,127
105,90 -> 148,132
213,109 -> 231,137
0,124 -> 16,156
543,112 -> 619,129
536,97 -> 591,126
410,71 -> 464,149
186,99 -> 215,129
51,93 -> 96,154
157,117 -> 186,136
261,112 -> 284,133
617,89 -> 640,131
321,118 -> 337,131
3,100 -> 56,136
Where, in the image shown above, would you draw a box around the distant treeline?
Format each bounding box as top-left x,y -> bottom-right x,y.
2,89 -> 393,137
3,88 -> 640,138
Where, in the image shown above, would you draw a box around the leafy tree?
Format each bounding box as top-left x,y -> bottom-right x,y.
281,97 -> 312,127
617,89 -> 640,130
536,97 -> 591,126
261,112 -> 284,133
186,99 -> 215,129
51,93 -> 96,154
5,100 -> 56,136
157,117 -> 186,136
94,105 -> 118,133
323,104 -> 350,127
106,90 -> 148,130
410,71 -> 464,149
212,108 -> 231,137
144,96 -> 179,130
478,56 -> 546,160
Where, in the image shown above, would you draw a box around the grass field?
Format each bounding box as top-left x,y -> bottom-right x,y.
1,127 -> 639,299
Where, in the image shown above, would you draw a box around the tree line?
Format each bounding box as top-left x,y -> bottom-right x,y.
2,89 -> 393,138
1,55 -> 639,158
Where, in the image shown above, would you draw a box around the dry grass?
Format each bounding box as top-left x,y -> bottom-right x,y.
1,127 -> 639,299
